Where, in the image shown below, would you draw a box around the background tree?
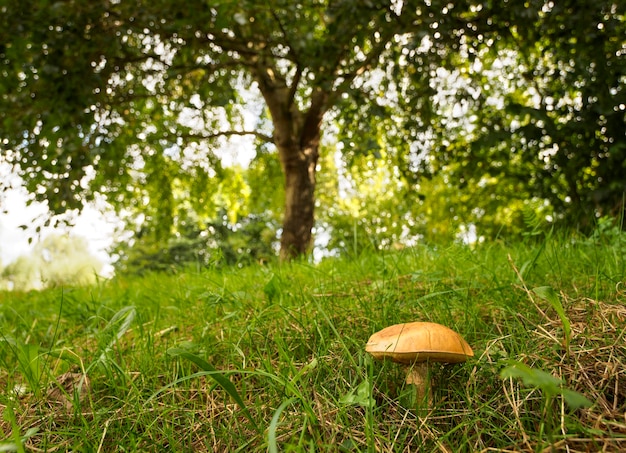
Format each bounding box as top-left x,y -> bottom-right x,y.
0,0 -> 434,261
1,0 -> 624,265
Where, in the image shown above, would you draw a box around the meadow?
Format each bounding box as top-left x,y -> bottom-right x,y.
0,231 -> 624,452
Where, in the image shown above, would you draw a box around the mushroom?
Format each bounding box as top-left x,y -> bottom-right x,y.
365,321 -> 473,408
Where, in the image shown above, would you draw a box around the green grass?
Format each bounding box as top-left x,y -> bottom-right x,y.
0,236 -> 624,451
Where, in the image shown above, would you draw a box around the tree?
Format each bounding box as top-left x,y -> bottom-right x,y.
4,1 -> 621,262
0,0 -> 439,261
432,0 -> 626,232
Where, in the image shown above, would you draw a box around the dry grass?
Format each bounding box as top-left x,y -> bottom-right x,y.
482,294 -> 626,452
1,239 -> 625,451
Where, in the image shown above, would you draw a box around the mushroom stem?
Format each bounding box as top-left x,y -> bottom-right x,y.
365,322 -> 474,414
406,362 -> 431,410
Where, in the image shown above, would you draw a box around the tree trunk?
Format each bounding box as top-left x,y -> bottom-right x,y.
253,66 -> 328,261
278,141 -> 319,261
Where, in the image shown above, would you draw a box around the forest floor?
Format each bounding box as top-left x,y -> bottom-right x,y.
0,233 -> 625,451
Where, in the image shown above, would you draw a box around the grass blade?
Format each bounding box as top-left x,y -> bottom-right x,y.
532,286 -> 571,350
167,348 -> 261,434
95,305 -> 136,372
267,397 -> 297,453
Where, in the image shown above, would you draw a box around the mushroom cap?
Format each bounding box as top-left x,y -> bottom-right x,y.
365,321 -> 474,364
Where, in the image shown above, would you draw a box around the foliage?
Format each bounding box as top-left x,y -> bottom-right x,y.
0,234 -> 103,291
315,139 -> 551,253
432,0 -> 626,232
113,210 -> 278,275
1,0 -> 624,260
588,215 -> 626,246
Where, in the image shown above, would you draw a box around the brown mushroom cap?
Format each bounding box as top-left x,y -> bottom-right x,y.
365,321 -> 474,364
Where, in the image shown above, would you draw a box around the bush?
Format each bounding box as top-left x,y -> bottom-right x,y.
1,234 -> 104,291
113,213 -> 278,275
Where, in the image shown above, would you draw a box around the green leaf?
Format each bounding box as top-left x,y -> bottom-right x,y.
500,361 -> 562,395
96,306 -> 136,369
500,361 -> 592,410
339,379 -> 373,408
289,358 -> 318,387
560,388 -> 593,410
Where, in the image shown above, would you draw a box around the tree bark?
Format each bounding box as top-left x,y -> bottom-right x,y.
277,140 -> 319,261
253,62 -> 328,260
275,93 -> 326,261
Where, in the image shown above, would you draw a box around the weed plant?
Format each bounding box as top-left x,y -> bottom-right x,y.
0,234 -> 624,451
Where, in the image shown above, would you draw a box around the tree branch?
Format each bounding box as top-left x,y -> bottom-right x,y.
328,34 -> 393,106
270,9 -> 303,109
287,66 -> 303,109
179,129 -> 274,144
300,88 -> 328,147
270,9 -> 300,64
